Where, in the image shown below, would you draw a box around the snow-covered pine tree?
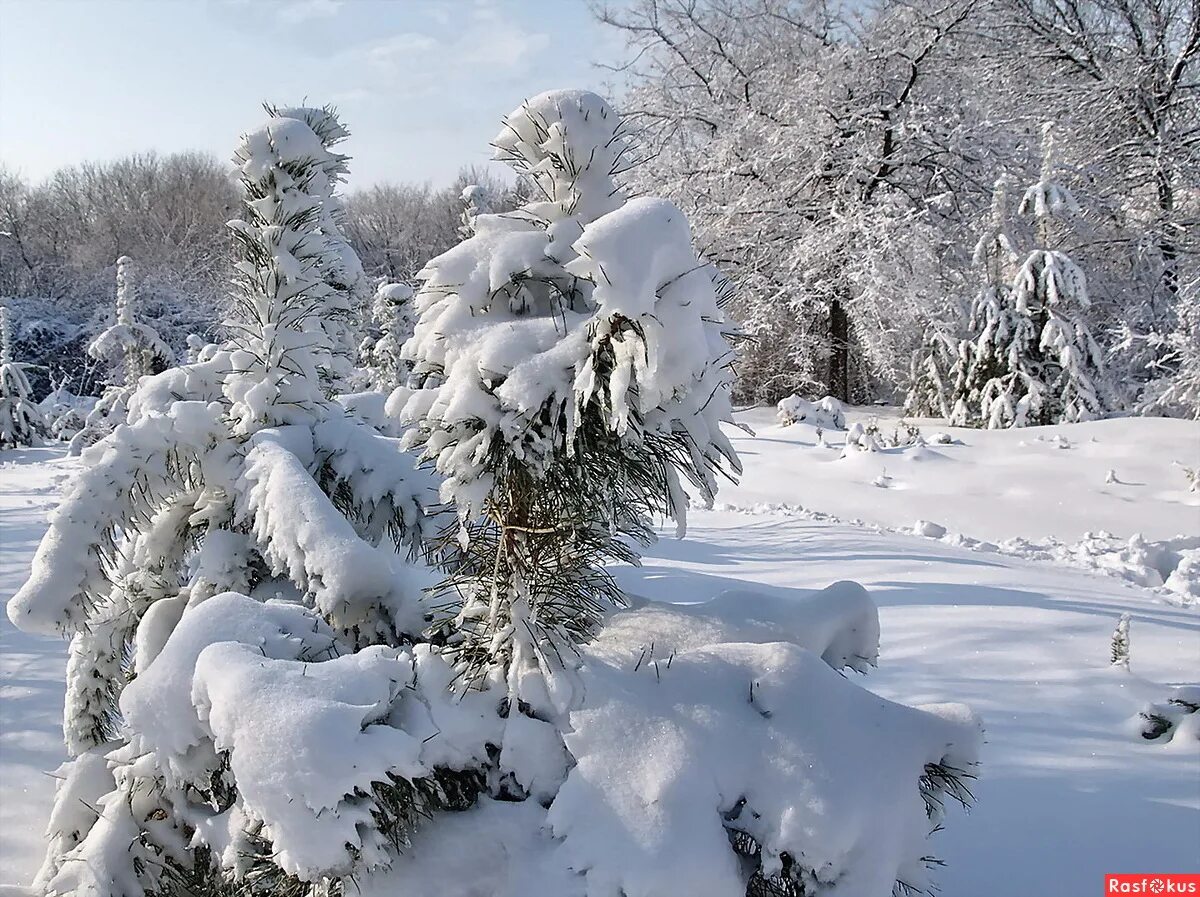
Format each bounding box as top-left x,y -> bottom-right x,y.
1009,122 -> 1109,424
6,107 -> 469,897
388,90 -> 979,897
944,175 -> 1042,427
904,327 -> 959,420
69,256 -> 173,454
0,304 -> 46,447
394,89 -> 741,705
360,281 -> 415,391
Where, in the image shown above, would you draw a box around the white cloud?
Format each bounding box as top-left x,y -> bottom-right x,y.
277,0 -> 342,25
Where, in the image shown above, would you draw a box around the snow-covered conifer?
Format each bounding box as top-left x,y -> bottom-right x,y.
69,257 -> 173,453
0,305 -> 46,447
389,90 -> 979,896
394,89 -> 741,705
939,133 -> 1109,429
1009,123 -> 1109,424
1111,613 -> 1131,669
360,281 -> 415,390
7,107 -> 451,897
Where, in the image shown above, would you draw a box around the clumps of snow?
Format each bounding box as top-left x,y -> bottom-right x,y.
928,431 -> 955,445
776,394 -> 846,429
1134,686 -> 1200,747
843,421 -> 883,453
913,519 -> 948,538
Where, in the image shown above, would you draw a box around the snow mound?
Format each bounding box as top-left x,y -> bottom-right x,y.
777,395 -> 846,430
550,638 -> 980,897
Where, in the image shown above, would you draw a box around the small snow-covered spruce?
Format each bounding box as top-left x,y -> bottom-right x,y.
1111,613 -> 1131,669
1010,123 -> 1109,425
359,281 -> 415,390
0,304 -> 46,447
7,107 -> 457,897
69,256 -> 173,453
941,176 -> 1041,428
395,89 -> 741,703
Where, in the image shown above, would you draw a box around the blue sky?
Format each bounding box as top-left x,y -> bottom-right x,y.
0,0 -> 627,189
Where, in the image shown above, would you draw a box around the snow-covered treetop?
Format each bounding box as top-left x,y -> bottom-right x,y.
461,184 -> 490,214
492,89 -> 631,230
1019,122 -> 1081,221
115,255 -> 135,325
225,107 -> 366,431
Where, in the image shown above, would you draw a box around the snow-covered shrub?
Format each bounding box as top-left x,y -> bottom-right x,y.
38,384 -> 91,442
69,256 -> 173,454
0,304 -> 46,447
776,394 -> 846,429
7,106 -> 448,897
1135,686 -> 1199,745
1111,613 -> 1131,669
360,281 -> 415,390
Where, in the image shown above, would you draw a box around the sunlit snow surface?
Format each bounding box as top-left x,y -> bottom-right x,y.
2,409 -> 1197,893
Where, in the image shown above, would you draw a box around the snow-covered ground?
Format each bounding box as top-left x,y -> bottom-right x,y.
2,411 -> 1197,892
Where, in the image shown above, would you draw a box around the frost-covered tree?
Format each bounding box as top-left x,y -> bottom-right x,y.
359,281 -> 415,391
0,304 -> 45,447
6,107 -> 458,897
69,256 -> 173,453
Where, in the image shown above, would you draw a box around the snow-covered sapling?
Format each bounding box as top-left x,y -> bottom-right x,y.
69,256 -> 173,453
360,281 -> 415,390
1010,123 -> 1109,424
395,89 -> 741,705
1111,613 -> 1131,669
0,305 -> 46,448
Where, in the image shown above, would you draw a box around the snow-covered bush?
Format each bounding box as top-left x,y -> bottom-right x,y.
776,394 -> 846,429
0,304 -> 46,447
69,256 -> 173,453
38,384 -> 91,442
7,106 -> 448,897
1135,686 -> 1199,745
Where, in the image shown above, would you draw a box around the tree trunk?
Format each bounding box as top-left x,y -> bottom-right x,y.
829,297 -> 850,402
